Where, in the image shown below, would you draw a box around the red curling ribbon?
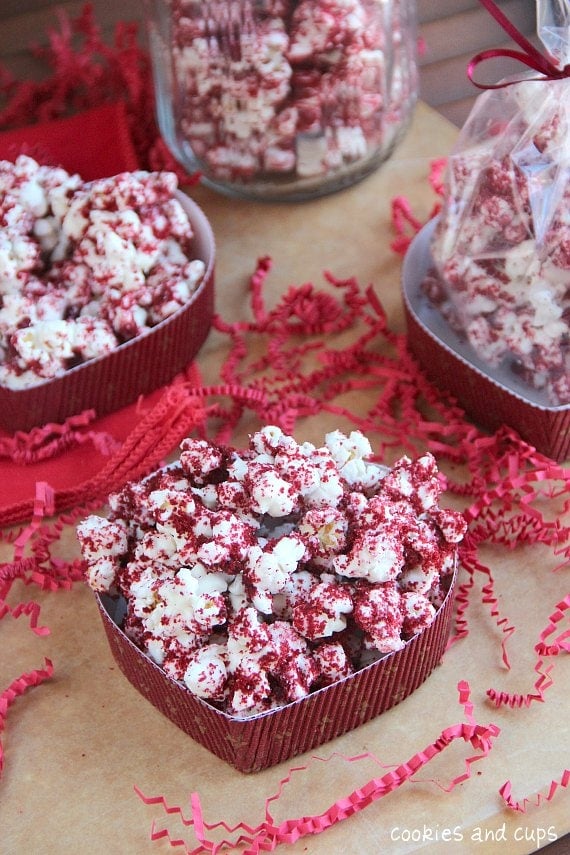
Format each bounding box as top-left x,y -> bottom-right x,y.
468,0 -> 570,88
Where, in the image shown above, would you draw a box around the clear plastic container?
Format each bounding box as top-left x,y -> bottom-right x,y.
144,0 -> 418,201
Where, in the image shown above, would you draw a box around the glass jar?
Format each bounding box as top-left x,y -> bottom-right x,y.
145,0 -> 418,201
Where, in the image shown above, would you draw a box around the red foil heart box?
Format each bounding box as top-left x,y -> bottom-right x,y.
0,192 -> 215,433
94,564 -> 457,774
402,219 -> 570,463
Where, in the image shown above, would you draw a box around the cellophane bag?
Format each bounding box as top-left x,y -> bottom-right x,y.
428,0 -> 570,407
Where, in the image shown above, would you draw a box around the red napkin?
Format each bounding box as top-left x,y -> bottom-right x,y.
0,104 -> 203,525
0,101 -> 140,178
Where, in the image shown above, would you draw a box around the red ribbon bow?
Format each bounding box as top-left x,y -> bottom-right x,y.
468,0 -> 570,88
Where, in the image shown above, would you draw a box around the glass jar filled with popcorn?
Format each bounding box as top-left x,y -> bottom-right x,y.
145,0 -> 418,201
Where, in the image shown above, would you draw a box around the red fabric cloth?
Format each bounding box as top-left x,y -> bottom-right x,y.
0,369 -> 202,522
0,101 -> 140,179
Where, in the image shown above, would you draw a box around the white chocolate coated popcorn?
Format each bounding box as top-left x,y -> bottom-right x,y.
157,0 -> 417,190
79,427 -> 466,715
430,79 -> 570,405
184,644 -> 228,700
76,516 -> 129,592
0,157 -> 205,389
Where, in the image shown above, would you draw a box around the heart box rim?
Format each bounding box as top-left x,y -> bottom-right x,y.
94,563 -> 457,774
402,218 -> 570,462
0,191 -> 215,433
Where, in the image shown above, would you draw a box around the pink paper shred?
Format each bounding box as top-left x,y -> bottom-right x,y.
0,7 -> 569,851
135,682 -> 500,854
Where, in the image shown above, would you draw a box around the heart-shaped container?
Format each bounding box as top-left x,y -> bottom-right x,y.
0,192 -> 215,433
402,219 -> 570,462
95,562 -> 457,774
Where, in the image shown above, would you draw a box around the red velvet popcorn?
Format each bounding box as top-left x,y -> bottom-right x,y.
352,580 -> 404,653
429,80 -> 570,406
0,156 -> 205,388
78,426 -> 466,716
151,0 -> 417,189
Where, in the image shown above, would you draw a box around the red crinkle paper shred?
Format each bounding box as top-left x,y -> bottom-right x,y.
0,658 -> 53,776
0,8 -> 569,849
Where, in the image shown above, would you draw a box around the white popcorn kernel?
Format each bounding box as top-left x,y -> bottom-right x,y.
401,591 -> 436,638
293,580 -> 353,640
313,641 -> 353,684
298,506 -> 348,557
133,529 -> 178,564
184,644 -> 228,699
334,525 -> 405,583
76,516 -> 129,592
325,428 -> 387,489
248,465 -> 297,517
246,535 -> 305,614
147,488 -> 196,522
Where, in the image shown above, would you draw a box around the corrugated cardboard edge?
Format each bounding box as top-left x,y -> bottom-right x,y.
95,567 -> 457,774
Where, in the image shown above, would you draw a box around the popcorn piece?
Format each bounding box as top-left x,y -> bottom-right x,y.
180,437 -> 226,483
245,462 -> 299,516
177,565 -> 229,629
273,444 -> 322,497
146,486 -> 197,525
71,316 -> 118,362
77,516 -> 129,592
267,621 -> 318,701
334,520 -> 405,582
7,320 -> 74,380
401,591 -> 436,639
197,513 -> 258,569
245,535 -> 305,613
302,447 -> 345,507
297,506 -> 348,560
271,568 -> 315,619
431,507 -> 468,544
325,428 -> 387,491
249,424 -> 291,456
127,565 -> 228,675
230,659 -> 273,716
313,640 -> 353,685
226,607 -> 275,714
381,453 -> 442,512
293,579 -> 353,639
397,562 -> 439,596
184,643 -> 228,701
81,426 -> 464,715
109,469 -> 188,529
352,581 -> 405,654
